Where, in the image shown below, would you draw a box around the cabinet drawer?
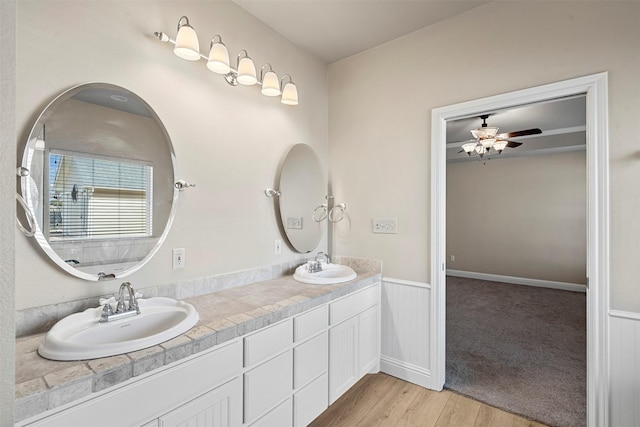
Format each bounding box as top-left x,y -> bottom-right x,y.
294,331 -> 328,390
249,398 -> 292,427
244,319 -> 292,367
294,304 -> 328,343
330,284 -> 379,325
244,350 -> 293,423
294,373 -> 328,427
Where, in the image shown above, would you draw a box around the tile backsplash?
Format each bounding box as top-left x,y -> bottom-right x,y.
15,255 -> 381,337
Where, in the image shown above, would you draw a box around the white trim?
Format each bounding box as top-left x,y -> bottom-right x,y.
380,355 -> 431,389
446,270 -> 586,293
609,310 -> 640,321
431,72 -> 610,427
382,277 -> 431,290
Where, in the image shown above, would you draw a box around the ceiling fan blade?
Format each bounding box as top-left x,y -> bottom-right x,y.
506,141 -> 523,148
458,149 -> 465,153
500,128 -> 542,138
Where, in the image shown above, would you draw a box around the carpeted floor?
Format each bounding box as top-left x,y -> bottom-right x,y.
445,276 -> 586,427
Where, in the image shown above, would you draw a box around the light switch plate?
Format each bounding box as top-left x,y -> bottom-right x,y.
372,218 -> 398,234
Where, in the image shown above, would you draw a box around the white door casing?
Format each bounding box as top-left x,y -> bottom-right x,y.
430,73 -> 609,427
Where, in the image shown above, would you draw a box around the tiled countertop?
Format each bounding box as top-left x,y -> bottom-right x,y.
15,269 -> 382,423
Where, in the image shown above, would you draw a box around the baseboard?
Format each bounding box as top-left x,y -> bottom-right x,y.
609,309 -> 640,321
446,269 -> 586,293
380,355 -> 432,389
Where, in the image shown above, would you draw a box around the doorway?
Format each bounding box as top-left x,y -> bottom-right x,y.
430,73 -> 610,427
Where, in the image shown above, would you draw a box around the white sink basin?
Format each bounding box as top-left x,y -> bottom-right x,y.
38,297 -> 199,361
293,263 -> 357,285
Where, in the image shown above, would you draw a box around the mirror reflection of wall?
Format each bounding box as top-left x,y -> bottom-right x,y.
277,144 -> 326,253
20,83 -> 178,280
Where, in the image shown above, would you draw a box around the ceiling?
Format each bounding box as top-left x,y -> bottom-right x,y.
232,1 -> 586,163
446,95 -> 587,163
233,0 -> 491,64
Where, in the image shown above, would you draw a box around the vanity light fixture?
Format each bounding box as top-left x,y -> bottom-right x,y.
155,16 -> 299,106
280,75 -> 299,106
260,64 -> 281,97
173,16 -> 200,61
206,35 -> 230,74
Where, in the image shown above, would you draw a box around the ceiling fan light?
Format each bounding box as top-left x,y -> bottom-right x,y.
462,143 -> 476,154
483,127 -> 499,137
493,140 -> 508,152
481,138 -> 496,149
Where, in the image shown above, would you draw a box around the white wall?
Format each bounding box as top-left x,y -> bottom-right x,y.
447,151 -> 587,284
14,1 -> 328,309
328,1 -> 640,312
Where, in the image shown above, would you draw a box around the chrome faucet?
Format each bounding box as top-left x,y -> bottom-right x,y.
100,282 -> 141,322
308,252 -> 331,273
315,251 -> 330,265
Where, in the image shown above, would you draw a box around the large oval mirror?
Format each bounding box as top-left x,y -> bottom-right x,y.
20,83 -> 178,281
277,144 -> 326,253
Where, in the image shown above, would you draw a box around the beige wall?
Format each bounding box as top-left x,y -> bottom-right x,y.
14,1 -> 328,309
1,1 -> 16,422
328,1 -> 640,311
447,151 -> 587,284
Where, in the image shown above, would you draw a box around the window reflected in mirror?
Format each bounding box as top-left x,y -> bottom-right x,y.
48,150 -> 153,240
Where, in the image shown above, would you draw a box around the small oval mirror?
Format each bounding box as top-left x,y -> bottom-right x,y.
20,83 -> 178,280
277,144 -> 326,253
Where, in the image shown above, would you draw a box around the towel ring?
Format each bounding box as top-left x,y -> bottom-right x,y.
313,203 -> 328,222
16,193 -> 36,237
329,202 -> 347,223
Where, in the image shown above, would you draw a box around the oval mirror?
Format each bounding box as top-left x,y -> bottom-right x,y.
277,144 -> 326,253
20,83 -> 178,281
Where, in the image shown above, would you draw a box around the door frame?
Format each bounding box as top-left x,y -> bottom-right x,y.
430,73 -> 609,427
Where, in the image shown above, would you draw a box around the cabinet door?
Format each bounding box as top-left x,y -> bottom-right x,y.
329,316 -> 359,404
359,305 -> 380,376
159,377 -> 242,427
244,350 -> 293,424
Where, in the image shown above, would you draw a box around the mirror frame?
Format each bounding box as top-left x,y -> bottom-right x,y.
20,82 -> 179,281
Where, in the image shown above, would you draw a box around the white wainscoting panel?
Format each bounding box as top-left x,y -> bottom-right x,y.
609,310 -> 640,427
381,278 -> 431,388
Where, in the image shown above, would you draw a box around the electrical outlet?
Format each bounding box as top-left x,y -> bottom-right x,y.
450,255 -> 456,262
274,239 -> 282,255
173,248 -> 185,269
372,218 -> 398,234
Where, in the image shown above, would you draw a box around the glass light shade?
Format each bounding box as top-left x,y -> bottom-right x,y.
474,145 -> 486,155
207,42 -> 230,74
471,126 -> 499,139
174,24 -> 200,61
261,71 -> 281,96
281,82 -> 298,105
493,140 -> 508,152
481,138 -> 496,149
462,143 -> 477,153
237,57 -> 257,85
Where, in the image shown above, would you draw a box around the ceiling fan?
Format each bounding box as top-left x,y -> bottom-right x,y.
458,114 -> 542,158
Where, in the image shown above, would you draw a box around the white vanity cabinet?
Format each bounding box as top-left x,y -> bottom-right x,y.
21,340 -> 243,427
328,285 -> 381,404
19,282 -> 381,427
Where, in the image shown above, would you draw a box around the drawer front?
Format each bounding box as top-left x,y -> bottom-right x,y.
249,398 -> 293,427
294,304 -> 328,343
330,284 -> 379,326
294,373 -> 328,427
244,350 -> 293,423
244,319 -> 292,367
294,332 -> 328,390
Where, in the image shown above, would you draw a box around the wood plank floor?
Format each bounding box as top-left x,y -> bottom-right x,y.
309,373 -> 548,427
